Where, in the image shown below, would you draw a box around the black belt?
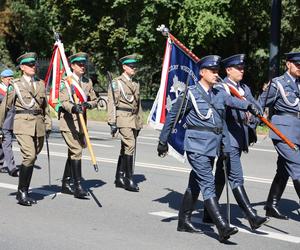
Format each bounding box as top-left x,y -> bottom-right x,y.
274,110 -> 300,119
116,107 -> 136,113
15,109 -> 43,115
187,126 -> 223,135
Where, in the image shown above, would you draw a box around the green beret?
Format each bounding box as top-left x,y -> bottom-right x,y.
16,52 -> 37,65
68,52 -> 88,64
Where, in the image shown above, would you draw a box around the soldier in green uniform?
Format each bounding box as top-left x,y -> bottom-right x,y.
107,54 -> 143,192
58,52 -> 98,199
0,52 -> 52,206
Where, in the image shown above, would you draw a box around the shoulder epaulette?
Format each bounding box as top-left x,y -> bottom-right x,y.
7,85 -> 14,93
214,83 -> 224,89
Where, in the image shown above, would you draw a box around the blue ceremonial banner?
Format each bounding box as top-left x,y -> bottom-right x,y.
148,38 -> 199,161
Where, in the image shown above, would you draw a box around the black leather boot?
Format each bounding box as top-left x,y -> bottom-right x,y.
292,179 -> 300,200
123,155 -> 139,192
233,185 -> 269,230
204,197 -> 238,243
265,172 -> 289,220
16,165 -> 36,206
71,159 -> 88,199
61,159 -> 74,195
203,162 -> 225,224
177,189 -> 202,233
115,155 -> 126,188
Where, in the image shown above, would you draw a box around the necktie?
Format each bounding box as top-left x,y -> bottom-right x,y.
29,79 -> 35,94
207,89 -> 212,102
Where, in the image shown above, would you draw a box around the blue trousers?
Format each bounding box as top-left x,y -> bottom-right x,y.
215,146 -> 244,189
187,151 -> 215,200
273,139 -> 300,180
2,129 -> 16,171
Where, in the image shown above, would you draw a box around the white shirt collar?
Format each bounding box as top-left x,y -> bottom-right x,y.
23,74 -> 33,83
72,72 -> 81,82
287,72 -> 297,83
198,81 -> 210,94
227,77 -> 239,86
122,72 -> 132,81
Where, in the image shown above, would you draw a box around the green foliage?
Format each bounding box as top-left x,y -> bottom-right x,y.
0,0 -> 299,99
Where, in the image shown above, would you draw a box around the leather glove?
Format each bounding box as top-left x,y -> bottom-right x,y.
82,102 -> 92,109
0,129 -> 3,143
248,104 -> 262,117
219,151 -> 229,163
71,104 -> 83,114
157,141 -> 168,157
110,123 -> 118,137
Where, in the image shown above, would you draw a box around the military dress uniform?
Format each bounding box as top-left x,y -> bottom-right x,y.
157,55 -> 259,242
0,69 -> 18,177
58,52 -> 98,199
107,55 -> 143,192
259,52 -> 300,219
202,54 -> 268,230
0,53 -> 52,206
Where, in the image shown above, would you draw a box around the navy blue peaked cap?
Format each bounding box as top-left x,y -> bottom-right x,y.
285,52 -> 300,62
222,54 -> 245,68
198,55 -> 221,69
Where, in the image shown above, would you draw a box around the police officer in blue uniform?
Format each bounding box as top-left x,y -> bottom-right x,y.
259,52 -> 300,219
157,55 -> 261,242
0,69 -> 18,177
202,54 -> 268,230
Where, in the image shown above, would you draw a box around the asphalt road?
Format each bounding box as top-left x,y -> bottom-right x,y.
0,120 -> 299,250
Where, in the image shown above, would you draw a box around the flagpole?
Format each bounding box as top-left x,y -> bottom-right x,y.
52,31 -> 99,172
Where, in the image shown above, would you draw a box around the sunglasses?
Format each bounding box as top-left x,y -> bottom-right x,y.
75,62 -> 86,67
292,62 -> 300,67
23,62 -> 36,68
126,64 -> 137,69
233,65 -> 245,71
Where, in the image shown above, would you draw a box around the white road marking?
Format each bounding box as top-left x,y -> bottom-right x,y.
0,182 -> 61,196
149,211 -> 300,244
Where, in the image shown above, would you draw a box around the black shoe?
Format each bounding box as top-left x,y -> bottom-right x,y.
204,197 -> 238,243
115,155 -> 126,189
123,155 -> 139,192
8,167 -> 19,177
74,182 -> 89,199
61,178 -> 74,195
265,172 -> 289,220
177,189 -> 202,233
0,167 -> 9,173
70,159 -> 89,199
233,185 -> 269,230
265,205 -> 288,220
16,190 -> 32,206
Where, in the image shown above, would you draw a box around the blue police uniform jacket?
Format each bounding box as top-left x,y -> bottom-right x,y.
159,83 -> 250,157
223,77 -> 262,151
0,85 -> 15,130
259,72 -> 300,144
